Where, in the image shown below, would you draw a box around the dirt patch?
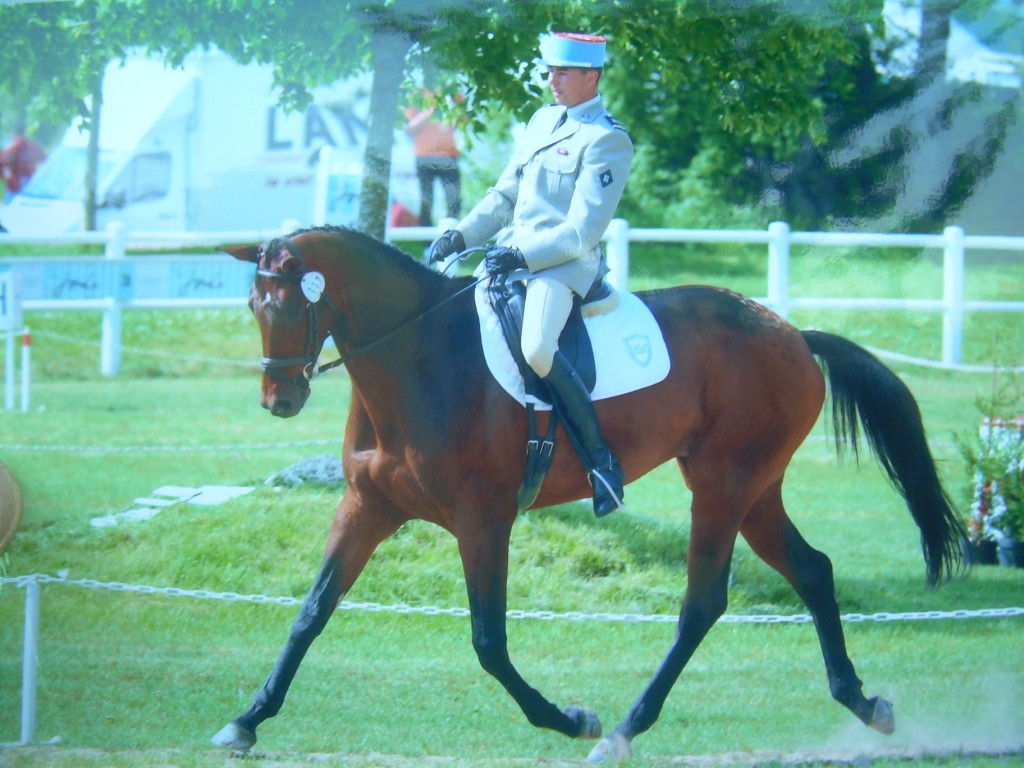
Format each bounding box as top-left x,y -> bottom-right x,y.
0,460 -> 23,556
1,745 -> 1022,768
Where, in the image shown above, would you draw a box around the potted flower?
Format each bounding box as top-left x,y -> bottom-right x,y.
961,416 -> 1024,567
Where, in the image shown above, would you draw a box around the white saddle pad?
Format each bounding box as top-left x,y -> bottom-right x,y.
475,279 -> 671,410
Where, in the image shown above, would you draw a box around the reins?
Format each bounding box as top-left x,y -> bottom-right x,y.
325,272 -> 488,372
256,247 -> 487,386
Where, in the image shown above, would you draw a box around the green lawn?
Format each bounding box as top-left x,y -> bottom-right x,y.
1,241 -> 1022,767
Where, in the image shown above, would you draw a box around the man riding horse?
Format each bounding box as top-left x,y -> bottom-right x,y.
428,32 -> 633,518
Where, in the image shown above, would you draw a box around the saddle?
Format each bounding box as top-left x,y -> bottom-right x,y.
488,274 -> 602,400
488,273 -> 614,509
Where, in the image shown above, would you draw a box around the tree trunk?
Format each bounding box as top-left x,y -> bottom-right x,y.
916,0 -> 954,82
359,29 -> 412,239
84,65 -> 104,232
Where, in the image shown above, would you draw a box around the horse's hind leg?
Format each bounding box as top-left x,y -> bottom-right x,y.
739,481 -> 895,735
212,495 -> 402,750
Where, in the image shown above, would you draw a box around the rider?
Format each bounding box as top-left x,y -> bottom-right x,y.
427,32 -> 633,517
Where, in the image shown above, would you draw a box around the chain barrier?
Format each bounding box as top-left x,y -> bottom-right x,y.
3,573 -> 1022,625
0,433 -> 958,455
31,329 -> 261,368
32,328 -> 1024,375
0,439 -> 338,453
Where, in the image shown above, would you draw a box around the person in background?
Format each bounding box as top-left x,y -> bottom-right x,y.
0,124 -> 46,203
426,32 -> 633,517
403,90 -> 462,227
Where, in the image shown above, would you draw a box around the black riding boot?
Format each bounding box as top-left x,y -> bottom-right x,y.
543,352 -> 624,517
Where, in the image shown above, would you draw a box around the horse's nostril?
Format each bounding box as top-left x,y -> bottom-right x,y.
271,399 -> 293,417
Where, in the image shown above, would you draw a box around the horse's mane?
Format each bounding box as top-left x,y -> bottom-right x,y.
292,225 -> 460,290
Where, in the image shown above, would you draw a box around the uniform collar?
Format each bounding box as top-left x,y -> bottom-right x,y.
565,94 -> 604,124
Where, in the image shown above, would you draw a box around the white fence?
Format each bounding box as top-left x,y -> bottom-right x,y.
1,269 -> 31,410
1,220 -> 1023,375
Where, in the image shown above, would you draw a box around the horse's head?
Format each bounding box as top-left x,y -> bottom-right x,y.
224,234 -> 338,418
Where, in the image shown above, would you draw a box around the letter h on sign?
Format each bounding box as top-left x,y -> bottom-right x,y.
0,271 -> 23,331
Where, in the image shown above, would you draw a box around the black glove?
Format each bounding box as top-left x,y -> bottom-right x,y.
484,246 -> 526,276
427,229 -> 465,263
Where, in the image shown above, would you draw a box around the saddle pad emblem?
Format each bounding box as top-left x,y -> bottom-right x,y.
624,335 -> 652,367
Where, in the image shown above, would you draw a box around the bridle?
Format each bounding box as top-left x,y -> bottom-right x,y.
253,245 -> 489,390
255,268 -> 344,389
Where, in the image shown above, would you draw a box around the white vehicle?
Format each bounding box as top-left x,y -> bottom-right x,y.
0,47 -> 417,234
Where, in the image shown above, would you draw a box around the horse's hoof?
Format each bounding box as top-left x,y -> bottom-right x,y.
867,696 -> 895,735
211,721 -> 257,751
565,705 -> 602,739
587,732 -> 632,764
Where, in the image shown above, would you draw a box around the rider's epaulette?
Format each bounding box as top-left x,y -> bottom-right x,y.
605,114 -> 627,133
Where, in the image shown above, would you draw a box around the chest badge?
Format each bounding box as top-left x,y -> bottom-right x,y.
600,169 -> 614,188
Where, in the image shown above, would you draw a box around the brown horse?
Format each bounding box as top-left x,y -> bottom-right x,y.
213,225 -> 965,763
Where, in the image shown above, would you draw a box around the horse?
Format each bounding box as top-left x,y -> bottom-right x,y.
212,225 -> 966,763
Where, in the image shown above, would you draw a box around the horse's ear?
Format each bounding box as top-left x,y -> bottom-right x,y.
222,245 -> 260,264
280,253 -> 303,275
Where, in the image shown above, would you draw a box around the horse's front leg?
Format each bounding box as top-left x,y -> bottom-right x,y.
589,508 -> 737,764
212,493 -> 402,750
457,517 -> 602,740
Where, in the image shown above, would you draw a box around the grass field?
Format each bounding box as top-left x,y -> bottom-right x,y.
1,241 -> 1022,767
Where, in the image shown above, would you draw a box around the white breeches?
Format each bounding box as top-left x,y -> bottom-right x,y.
521,275 -> 575,378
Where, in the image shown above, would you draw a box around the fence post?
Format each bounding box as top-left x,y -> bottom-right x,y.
3,329 -> 12,411
1,269 -> 23,410
101,222 -> 126,377
21,327 -> 30,412
942,225 -> 965,366
767,221 -> 791,318
605,218 -> 629,292
20,578 -> 40,745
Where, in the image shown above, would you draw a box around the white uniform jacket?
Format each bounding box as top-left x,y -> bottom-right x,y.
456,96 -> 633,297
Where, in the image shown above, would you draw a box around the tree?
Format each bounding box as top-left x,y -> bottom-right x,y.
0,0 -> 164,229
5,0 -> 958,236
748,0 -> 1021,233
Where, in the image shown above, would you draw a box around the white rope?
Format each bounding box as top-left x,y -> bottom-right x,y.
0,439 -> 338,453
31,329 -> 260,368
32,329 -> 1024,374
0,434 -> 962,455
3,574 -> 1022,625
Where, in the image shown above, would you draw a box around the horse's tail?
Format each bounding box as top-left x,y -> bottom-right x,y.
802,330 -> 968,588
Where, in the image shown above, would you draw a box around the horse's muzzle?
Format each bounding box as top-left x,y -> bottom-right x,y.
262,381 -> 309,418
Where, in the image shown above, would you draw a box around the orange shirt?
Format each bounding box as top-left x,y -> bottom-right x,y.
403,107 -> 459,158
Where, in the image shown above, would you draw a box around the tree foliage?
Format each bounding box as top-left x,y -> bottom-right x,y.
1,0 -> 1014,235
